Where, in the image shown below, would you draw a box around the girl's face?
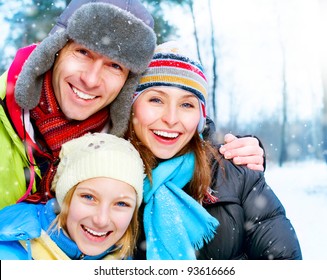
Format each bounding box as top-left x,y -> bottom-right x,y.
66,177 -> 136,256
132,86 -> 200,159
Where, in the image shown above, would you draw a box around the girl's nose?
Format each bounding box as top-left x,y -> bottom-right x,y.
92,206 -> 111,228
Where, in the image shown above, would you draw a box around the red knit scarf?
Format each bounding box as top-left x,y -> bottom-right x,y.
26,71 -> 109,203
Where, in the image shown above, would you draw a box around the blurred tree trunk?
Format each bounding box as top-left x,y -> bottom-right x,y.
186,0 -> 202,64
208,0 -> 218,119
319,0 -> 327,163
277,7 -> 288,166
185,0 -> 218,121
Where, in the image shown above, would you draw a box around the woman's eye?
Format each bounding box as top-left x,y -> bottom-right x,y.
149,97 -> 162,104
181,102 -> 194,108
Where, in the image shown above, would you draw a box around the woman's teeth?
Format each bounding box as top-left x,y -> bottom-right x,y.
153,130 -> 179,138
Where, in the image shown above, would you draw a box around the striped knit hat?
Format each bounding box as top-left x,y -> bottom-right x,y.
133,41 -> 208,133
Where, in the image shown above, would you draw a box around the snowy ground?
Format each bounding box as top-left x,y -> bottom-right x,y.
264,160 -> 327,260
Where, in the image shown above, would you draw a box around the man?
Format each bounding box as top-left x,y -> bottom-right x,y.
0,0 -> 156,209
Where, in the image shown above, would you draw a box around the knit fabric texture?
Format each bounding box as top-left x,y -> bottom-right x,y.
143,153 -> 219,260
52,133 -> 144,208
134,41 -> 208,133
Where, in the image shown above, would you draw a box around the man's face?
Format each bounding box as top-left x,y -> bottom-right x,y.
52,41 -> 129,120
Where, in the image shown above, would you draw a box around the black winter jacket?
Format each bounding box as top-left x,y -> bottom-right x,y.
197,156 -> 302,259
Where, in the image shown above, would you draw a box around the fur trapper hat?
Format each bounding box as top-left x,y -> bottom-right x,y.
15,0 -> 156,137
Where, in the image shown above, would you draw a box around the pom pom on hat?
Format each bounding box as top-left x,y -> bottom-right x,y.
52,133 -> 144,208
133,41 -> 208,133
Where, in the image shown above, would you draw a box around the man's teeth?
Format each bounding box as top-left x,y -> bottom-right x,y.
84,226 -> 108,237
72,87 -> 96,100
153,130 -> 179,138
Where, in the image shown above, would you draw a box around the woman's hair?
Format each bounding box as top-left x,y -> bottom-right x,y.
125,115 -> 222,203
50,185 -> 139,259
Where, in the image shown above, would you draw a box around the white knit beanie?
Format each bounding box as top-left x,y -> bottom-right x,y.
51,133 -> 144,208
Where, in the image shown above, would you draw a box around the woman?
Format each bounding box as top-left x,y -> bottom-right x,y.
127,41 -> 302,260
0,133 -> 144,260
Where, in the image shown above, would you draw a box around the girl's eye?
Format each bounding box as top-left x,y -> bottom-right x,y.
116,201 -> 129,207
81,194 -> 94,201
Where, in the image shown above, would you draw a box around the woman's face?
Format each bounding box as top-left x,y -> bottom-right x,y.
66,177 -> 136,256
132,86 -> 200,159
52,41 -> 129,121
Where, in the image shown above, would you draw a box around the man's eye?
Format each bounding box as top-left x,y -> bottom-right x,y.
77,49 -> 88,56
111,63 -> 122,70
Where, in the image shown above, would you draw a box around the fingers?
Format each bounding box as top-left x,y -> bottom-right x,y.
222,135 -> 261,152
232,155 -> 264,168
224,133 -> 238,144
219,134 -> 265,171
220,136 -> 263,158
246,163 -> 264,172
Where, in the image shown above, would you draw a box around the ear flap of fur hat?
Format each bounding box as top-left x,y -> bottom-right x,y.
15,30 -> 69,109
108,73 -> 140,137
14,1 -> 156,137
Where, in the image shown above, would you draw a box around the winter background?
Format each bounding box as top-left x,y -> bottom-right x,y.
0,0 -> 327,260
158,0 -> 327,260
265,161 -> 327,260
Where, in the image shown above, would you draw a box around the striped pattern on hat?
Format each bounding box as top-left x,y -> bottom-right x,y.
133,41 -> 208,133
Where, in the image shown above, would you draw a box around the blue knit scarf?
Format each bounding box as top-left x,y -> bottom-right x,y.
143,153 -> 219,260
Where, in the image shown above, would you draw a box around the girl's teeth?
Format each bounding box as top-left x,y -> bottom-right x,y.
84,226 -> 108,237
73,87 -> 96,100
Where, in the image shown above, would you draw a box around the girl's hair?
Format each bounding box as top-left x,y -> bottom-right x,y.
125,115 -> 222,203
50,185 -> 139,259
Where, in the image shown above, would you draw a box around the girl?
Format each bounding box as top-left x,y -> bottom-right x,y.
0,133 -> 144,260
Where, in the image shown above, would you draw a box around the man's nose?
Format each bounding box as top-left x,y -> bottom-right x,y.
81,59 -> 103,88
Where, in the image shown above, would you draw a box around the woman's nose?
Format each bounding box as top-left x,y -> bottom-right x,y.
161,105 -> 179,126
